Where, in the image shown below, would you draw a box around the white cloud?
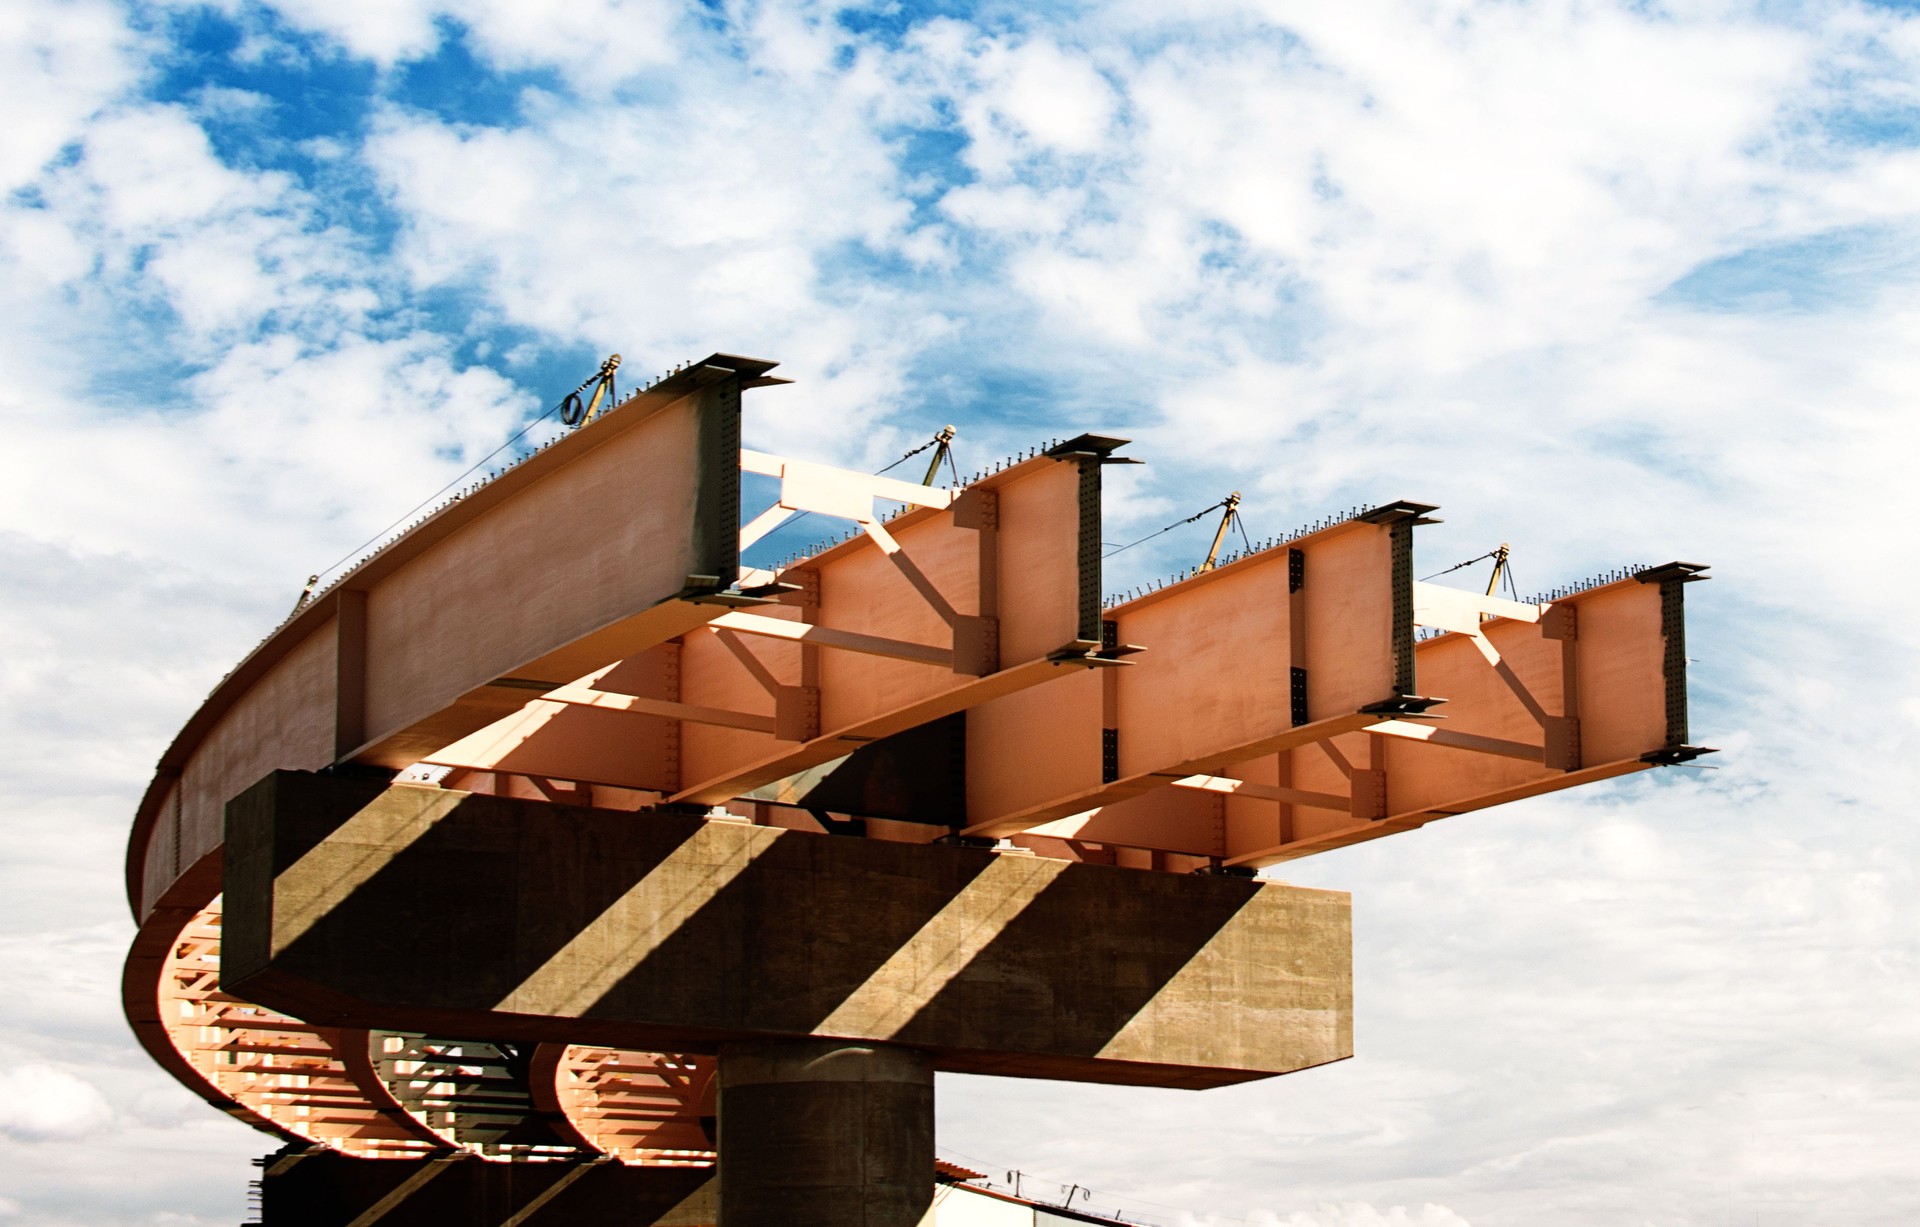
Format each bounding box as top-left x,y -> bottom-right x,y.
241,0 -> 442,65
3,100 -> 382,383
224,0 -> 685,70
946,33 -> 1119,171
454,0 -> 681,73
983,3 -> 1818,371
359,29 -> 952,461
0,332 -> 532,588
0,0 -> 144,193
1251,1205 -> 1472,1227
939,182 -> 1088,236
0,1066 -> 113,1141
74,107 -> 288,231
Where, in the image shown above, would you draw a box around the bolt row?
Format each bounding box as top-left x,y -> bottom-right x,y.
1102,504 -> 1378,608
1518,564 -> 1652,606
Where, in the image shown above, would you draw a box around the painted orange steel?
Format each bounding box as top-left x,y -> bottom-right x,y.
120,346 -> 1707,1165
963,510 -> 1419,837
153,901 -> 442,1158
543,1048 -> 716,1166
1014,572 -> 1699,869
142,898 -> 723,1166
126,356 -> 768,925
119,355 -> 796,1167
418,447 -> 1116,805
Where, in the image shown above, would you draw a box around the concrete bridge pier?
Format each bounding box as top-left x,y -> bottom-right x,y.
716,1039 -> 934,1227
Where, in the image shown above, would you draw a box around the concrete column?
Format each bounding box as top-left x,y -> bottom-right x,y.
716,1039 -> 933,1227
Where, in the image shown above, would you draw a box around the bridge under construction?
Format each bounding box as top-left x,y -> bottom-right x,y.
121,353 -> 1709,1224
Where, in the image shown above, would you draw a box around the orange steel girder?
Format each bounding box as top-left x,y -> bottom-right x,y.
126,356 -> 778,919
959,503 -> 1434,838
143,898 -> 718,1166
406,491 -> 1706,868
419,437 -> 1135,804
154,902 -> 444,1159
1010,564 -> 1709,869
544,1047 -> 714,1165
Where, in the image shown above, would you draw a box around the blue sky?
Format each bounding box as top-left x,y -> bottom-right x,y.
3,1 -> 1920,1224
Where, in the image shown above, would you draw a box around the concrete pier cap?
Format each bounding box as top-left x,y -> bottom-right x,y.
716,1039 -> 934,1227
223,772 -> 1354,1090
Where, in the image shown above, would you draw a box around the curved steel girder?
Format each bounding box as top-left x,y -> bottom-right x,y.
133,880 -> 715,1165
543,1046 -> 715,1167
152,900 -> 440,1158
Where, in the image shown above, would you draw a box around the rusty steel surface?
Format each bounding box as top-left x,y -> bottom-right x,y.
121,350 -> 1709,1165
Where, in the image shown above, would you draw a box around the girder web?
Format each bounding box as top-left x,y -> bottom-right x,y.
155,899 -> 718,1163
370,1033 -> 579,1161
552,1048 -> 715,1166
414,563 -> 1701,876
159,902 -> 436,1158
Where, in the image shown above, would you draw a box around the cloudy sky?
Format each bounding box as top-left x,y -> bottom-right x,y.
3,0 -> 1918,1223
